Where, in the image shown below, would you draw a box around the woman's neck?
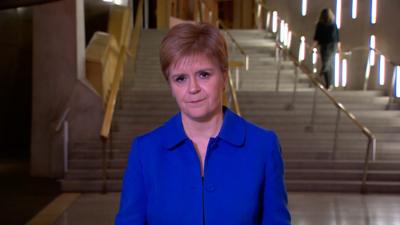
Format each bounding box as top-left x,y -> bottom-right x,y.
181,110 -> 224,141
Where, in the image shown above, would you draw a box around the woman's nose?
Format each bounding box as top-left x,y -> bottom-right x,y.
188,77 -> 201,94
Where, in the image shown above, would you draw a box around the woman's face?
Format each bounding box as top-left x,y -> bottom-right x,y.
168,53 -> 227,122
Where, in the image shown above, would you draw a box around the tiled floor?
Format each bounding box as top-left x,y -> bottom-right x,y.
52,192 -> 400,225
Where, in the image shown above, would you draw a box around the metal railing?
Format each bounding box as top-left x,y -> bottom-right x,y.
226,70 -> 241,116
219,23 -> 247,115
219,20 -> 249,94
342,46 -> 398,109
54,107 -> 71,175
262,6 -> 377,193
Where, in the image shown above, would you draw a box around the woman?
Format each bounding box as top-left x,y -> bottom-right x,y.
313,8 -> 341,90
115,22 -> 291,225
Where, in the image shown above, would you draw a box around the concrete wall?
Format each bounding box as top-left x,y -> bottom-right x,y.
32,0 -> 103,177
266,0 -> 399,91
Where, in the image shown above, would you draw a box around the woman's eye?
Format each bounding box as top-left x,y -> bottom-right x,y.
174,75 -> 187,83
199,71 -> 210,79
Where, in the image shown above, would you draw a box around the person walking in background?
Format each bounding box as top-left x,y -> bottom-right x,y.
313,8 -> 341,90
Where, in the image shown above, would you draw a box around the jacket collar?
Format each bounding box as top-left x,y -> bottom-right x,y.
218,107 -> 246,147
162,107 -> 246,150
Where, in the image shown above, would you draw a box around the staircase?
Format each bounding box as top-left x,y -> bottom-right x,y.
62,29 -> 400,193
230,29 -> 400,193
62,29 -> 176,191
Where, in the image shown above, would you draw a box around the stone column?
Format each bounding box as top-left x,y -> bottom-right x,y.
233,0 -> 254,28
31,0 -> 87,177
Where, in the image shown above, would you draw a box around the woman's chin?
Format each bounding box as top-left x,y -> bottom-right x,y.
182,107 -> 219,122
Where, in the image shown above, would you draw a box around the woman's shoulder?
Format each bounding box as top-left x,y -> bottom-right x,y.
130,112 -> 183,148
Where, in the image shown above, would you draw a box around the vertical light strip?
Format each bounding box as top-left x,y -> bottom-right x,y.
369,35 -> 376,66
395,66 -> 400,98
299,36 -> 306,62
302,0 -> 307,16
334,53 -> 340,87
336,0 -> 342,29
266,12 -> 271,29
283,23 -> 289,46
371,0 -> 377,24
312,48 -> 318,65
379,55 -> 385,85
342,59 -> 348,87
280,20 -> 285,43
312,48 -> 318,73
352,0 -> 358,19
272,11 -> 278,33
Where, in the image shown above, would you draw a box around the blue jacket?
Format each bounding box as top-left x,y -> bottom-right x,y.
115,107 -> 291,225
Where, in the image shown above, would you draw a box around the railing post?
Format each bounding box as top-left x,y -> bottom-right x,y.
305,86 -> 318,132
286,64 -> 299,110
117,89 -> 123,110
332,108 -> 341,160
63,121 -> 69,173
101,137 -> 108,194
386,69 -> 396,110
371,137 -> 376,162
275,47 -> 282,92
361,138 -> 373,193
363,60 -> 371,91
235,67 -> 240,90
109,127 -> 114,162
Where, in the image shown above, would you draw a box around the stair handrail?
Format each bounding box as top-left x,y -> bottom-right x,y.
342,46 -> 398,108
263,7 -> 377,193
100,0 -> 143,140
296,43 -> 377,193
218,20 -> 249,71
99,0 -> 143,193
218,21 -> 245,115
54,107 -> 71,175
227,69 -> 241,116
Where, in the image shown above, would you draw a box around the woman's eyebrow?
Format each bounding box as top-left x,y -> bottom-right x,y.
170,73 -> 187,78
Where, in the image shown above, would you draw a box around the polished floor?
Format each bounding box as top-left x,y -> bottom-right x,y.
48,192 -> 400,225
0,159 -> 60,225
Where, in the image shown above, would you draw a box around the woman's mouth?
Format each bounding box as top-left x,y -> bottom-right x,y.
188,98 -> 205,104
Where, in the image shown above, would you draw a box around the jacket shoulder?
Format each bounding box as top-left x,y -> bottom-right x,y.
243,118 -> 278,141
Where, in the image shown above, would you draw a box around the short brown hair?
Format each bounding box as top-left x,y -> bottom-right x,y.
159,22 -> 228,80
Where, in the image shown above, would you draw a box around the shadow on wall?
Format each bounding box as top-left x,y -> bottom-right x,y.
0,8 -> 32,159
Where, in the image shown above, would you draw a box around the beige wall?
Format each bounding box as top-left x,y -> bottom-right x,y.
266,0 -> 399,91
